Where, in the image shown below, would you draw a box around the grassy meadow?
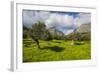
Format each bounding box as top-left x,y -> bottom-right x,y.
23,39 -> 91,62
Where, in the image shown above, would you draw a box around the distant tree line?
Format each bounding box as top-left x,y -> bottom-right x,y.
23,21 -> 90,41
66,32 -> 91,41
23,21 -> 65,41
23,21 -> 90,48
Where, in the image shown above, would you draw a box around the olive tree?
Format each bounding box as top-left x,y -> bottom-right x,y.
30,21 -> 52,48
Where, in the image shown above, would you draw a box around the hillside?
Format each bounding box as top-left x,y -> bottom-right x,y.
76,23 -> 91,33
48,27 -> 64,36
66,23 -> 91,40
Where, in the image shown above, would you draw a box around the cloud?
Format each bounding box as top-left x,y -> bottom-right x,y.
74,13 -> 91,27
45,13 -> 75,28
23,10 -> 91,35
23,10 -> 35,28
23,10 -> 50,28
45,13 -> 77,34
45,12 -> 91,34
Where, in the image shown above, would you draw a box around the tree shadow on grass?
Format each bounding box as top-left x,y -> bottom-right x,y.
40,46 -> 65,52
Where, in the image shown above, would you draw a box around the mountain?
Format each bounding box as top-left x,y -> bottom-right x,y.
75,23 -> 91,33
48,27 -> 64,37
66,23 -> 91,40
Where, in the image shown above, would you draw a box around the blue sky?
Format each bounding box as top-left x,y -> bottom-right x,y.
22,10 -> 91,35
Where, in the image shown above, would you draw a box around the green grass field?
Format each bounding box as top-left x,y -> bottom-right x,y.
23,39 -> 91,62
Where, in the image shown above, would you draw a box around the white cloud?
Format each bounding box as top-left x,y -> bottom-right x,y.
23,10 -> 50,28
35,11 -> 50,21
23,10 -> 91,35
74,13 -> 91,27
23,10 -> 36,28
45,13 -> 75,29
45,13 -> 91,34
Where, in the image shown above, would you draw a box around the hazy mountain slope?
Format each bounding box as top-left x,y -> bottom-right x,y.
48,27 -> 64,37
66,23 -> 91,40
76,23 -> 91,33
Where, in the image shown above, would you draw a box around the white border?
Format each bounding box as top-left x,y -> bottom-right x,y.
11,1 -> 97,72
